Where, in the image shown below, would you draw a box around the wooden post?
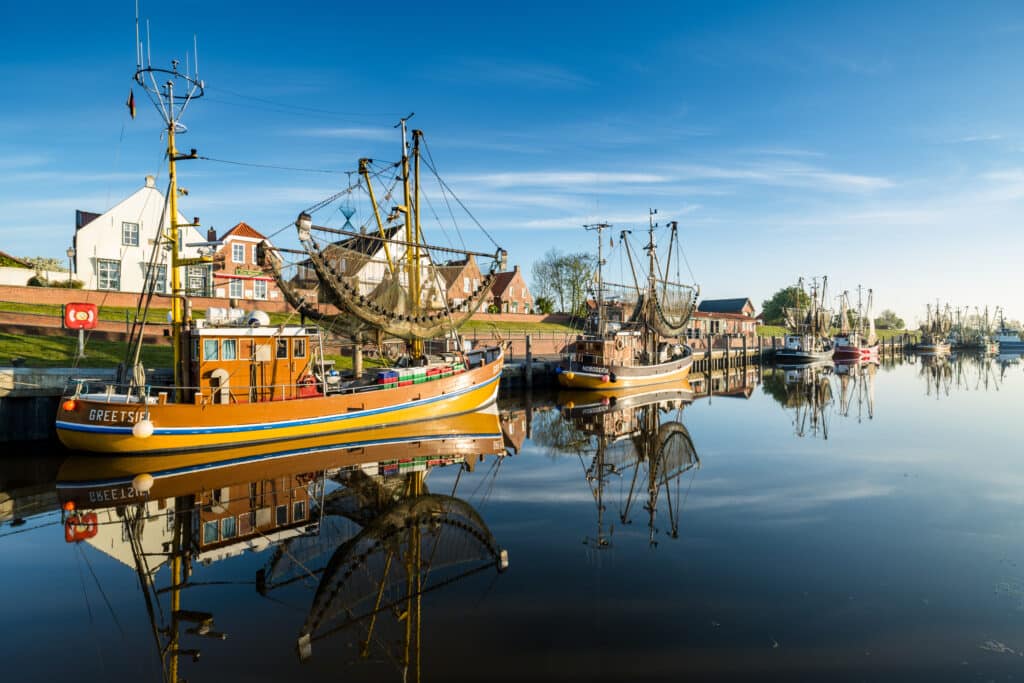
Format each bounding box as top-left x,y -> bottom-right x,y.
525,334 -> 533,390
353,332 -> 363,379
742,334 -> 748,366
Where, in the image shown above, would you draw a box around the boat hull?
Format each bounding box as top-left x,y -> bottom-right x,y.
556,350 -> 693,391
774,348 -> 835,365
56,352 -> 503,454
833,343 -> 879,362
914,342 -> 951,355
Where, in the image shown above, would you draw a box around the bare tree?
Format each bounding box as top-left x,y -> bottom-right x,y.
531,248 -> 595,315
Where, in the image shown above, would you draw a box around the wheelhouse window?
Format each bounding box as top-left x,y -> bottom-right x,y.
276,504 -> 288,525
293,338 -> 306,358
221,516 -> 237,540
121,221 -> 139,246
222,338 -> 237,360
232,243 -> 245,264
253,280 -> 267,300
97,259 -> 121,290
203,339 -> 219,361
202,520 -> 218,544
293,500 -> 306,522
276,338 -> 289,359
229,279 -> 243,298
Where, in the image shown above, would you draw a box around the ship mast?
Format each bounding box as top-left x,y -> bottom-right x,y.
646,209 -> 658,360
584,222 -> 611,336
133,29 -> 209,395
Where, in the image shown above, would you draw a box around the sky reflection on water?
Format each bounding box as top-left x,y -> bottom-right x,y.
2,352 -> 1024,681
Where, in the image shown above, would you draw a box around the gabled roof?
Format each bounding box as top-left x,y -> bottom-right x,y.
697,298 -> 754,314
332,226 -> 401,257
491,270 -> 519,298
220,222 -> 267,240
0,250 -> 32,268
438,256 -> 475,288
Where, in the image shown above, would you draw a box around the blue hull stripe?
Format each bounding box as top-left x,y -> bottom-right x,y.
58,429 -> 503,488
57,373 -> 500,437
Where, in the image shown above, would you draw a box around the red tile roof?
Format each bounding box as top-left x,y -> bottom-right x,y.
220,222 -> 267,240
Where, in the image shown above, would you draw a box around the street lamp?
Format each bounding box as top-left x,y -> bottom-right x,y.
65,246 -> 75,286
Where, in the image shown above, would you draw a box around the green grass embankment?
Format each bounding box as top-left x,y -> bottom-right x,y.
755,325 -> 918,341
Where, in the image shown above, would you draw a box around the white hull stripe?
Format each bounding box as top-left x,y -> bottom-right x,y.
57,373 -> 500,437
57,429 -> 503,488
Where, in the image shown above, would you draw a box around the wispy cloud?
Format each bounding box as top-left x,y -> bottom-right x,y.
946,134 -> 1004,144
0,153 -> 48,169
440,59 -> 594,89
521,206 -> 700,230
286,126 -> 394,141
669,162 -> 893,192
450,171 -> 671,189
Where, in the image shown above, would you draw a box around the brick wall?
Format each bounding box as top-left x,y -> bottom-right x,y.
0,284 -> 293,313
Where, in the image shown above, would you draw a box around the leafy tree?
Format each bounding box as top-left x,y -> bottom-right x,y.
874,309 -> 905,330
531,248 -> 596,315
23,256 -> 68,273
534,296 -> 554,314
761,286 -> 811,326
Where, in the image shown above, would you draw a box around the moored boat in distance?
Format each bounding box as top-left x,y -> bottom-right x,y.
833,286 -> 880,363
558,210 -> 699,391
915,302 -> 952,355
775,276 -> 835,365
55,41 -> 504,454
995,310 -> 1024,352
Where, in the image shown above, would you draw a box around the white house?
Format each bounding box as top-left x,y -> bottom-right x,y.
73,175 -> 211,295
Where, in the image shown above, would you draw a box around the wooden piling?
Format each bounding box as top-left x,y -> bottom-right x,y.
525,334 -> 533,390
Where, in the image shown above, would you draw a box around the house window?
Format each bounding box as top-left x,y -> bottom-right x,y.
232,243 -> 245,264
202,520 -> 219,544
187,266 -> 209,297
253,280 -> 267,300
229,279 -> 243,298
251,244 -> 259,263
463,276 -> 470,293
121,222 -> 140,246
472,278 -> 479,290
203,339 -> 219,361
293,338 -> 306,358
293,500 -> 306,522
710,320 -> 720,334
276,338 -> 288,359
97,259 -> 121,290
222,339 -> 237,360
143,263 -> 166,294
512,302 -> 518,313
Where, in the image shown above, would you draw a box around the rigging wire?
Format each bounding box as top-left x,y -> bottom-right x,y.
421,138 -> 500,250
197,155 -> 342,175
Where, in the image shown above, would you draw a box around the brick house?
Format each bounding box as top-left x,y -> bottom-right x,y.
439,255 -> 484,308
212,222 -> 281,302
687,297 -> 759,346
490,265 -> 533,314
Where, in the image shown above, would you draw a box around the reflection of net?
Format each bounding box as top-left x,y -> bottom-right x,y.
301,495 -> 500,645
261,516 -> 362,590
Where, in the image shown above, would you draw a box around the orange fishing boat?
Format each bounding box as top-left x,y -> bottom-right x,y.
56,43 -> 504,455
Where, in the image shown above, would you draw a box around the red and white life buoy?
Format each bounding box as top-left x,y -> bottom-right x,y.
64,512 -> 99,543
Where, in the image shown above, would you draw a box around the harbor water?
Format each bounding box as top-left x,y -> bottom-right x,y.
2,352 -> 1023,681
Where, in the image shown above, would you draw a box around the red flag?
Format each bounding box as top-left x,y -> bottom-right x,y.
127,89 -> 136,119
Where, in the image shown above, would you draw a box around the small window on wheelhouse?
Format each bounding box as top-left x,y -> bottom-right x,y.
293,338 -> 306,358
276,338 -> 288,359
203,339 -> 219,361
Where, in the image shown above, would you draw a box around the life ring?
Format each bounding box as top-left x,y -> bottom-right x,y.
614,419 -> 624,432
64,512 -> 99,543
615,338 -> 625,350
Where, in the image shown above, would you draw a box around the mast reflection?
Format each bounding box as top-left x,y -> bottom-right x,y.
764,362 -> 834,439
56,409 -> 509,682
554,384 -> 700,548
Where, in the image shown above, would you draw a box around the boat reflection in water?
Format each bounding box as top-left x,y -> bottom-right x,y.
951,351 -> 1005,392
835,360 -> 877,422
56,409 -> 509,682
918,352 -> 954,399
554,383 -> 700,548
764,361 -> 834,439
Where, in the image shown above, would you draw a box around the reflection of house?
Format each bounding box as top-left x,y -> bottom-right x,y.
490,265 -> 533,314
73,175 -> 212,296
500,409 -> 527,454
212,222 -> 281,302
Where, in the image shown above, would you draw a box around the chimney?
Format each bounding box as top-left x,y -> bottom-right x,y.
513,265 -> 520,273
145,175 -> 155,188
207,227 -> 217,242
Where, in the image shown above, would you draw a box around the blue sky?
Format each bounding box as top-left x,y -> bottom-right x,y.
3,1 -> 1024,323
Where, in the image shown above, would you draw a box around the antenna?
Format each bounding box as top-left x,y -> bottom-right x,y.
134,0 -> 142,69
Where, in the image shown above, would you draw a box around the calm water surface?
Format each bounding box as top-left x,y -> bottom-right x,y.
2,353 -> 1024,681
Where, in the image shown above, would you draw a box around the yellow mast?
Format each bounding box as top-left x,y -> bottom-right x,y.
359,158 -> 395,274
412,130 -> 424,359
